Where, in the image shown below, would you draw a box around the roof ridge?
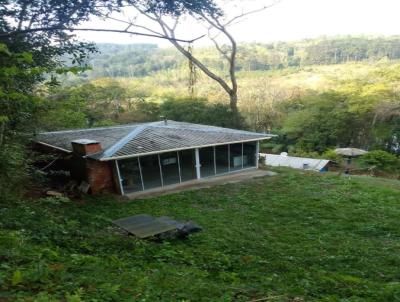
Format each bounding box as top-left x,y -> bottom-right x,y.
101,121 -> 162,158
150,122 -> 267,136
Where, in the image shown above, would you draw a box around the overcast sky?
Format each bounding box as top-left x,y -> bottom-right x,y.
76,0 -> 400,46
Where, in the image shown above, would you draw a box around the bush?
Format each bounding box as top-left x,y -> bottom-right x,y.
160,98 -> 246,129
0,143 -> 29,202
322,149 -> 342,162
360,150 -> 399,171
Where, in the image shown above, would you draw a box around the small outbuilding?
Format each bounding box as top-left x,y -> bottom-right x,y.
34,120 -> 274,196
261,153 -> 331,172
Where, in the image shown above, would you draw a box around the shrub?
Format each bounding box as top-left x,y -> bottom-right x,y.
322,149 -> 342,162
0,143 -> 28,202
360,150 -> 399,171
160,98 -> 246,129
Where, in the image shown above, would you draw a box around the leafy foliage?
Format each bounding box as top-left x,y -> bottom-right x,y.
360,150 -> 399,172
160,98 -> 246,129
65,37 -> 400,80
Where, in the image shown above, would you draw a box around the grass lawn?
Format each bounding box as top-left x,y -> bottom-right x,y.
1,169 -> 400,301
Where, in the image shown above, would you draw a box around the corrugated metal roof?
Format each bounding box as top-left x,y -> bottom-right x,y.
36,124 -> 139,153
261,153 -> 330,171
35,120 -> 273,160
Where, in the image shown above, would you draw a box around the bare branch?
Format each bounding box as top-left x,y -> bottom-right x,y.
208,28 -> 230,61
99,13 -> 163,36
224,0 -> 281,27
0,27 -> 204,43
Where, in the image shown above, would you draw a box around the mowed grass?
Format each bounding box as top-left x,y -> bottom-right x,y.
1,170 -> 400,301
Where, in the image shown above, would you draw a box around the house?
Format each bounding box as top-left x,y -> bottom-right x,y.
261,153 -> 330,172
34,120 -> 274,196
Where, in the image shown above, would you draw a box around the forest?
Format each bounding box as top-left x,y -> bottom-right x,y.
69,36 -> 400,79
55,36 -> 400,157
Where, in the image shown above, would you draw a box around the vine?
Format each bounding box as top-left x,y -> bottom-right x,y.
187,43 -> 198,98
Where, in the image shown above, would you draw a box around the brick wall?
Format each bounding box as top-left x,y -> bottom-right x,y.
85,159 -> 116,194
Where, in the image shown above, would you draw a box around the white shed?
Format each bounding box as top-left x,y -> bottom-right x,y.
261,153 -> 330,172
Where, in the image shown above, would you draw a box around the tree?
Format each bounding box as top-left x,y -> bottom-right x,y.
89,0 -> 280,115
1,0 -> 285,118
0,0 -> 222,199
0,0 -> 220,43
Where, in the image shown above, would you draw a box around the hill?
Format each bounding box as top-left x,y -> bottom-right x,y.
1,169 -> 400,300
72,36 -> 400,80
50,36 -> 400,157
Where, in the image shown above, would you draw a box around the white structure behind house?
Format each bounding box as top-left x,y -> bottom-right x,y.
260,153 -> 330,172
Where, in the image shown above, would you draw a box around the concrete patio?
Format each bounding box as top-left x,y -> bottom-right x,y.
126,168 -> 277,199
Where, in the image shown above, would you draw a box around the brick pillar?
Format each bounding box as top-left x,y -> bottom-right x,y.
70,139 -> 116,194
85,160 -> 116,194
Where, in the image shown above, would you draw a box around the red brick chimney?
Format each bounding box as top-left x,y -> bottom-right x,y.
71,139 -> 102,156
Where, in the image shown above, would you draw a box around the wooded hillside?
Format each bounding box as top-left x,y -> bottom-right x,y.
57,37 -> 400,159
72,36 -> 400,79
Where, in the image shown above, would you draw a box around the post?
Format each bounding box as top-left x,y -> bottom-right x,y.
158,154 -> 164,187
177,151 -> 182,183
228,144 -> 231,172
115,160 -> 124,195
195,148 -> 201,179
241,143 -> 244,169
213,146 -> 217,175
256,141 -> 260,168
137,157 -> 145,191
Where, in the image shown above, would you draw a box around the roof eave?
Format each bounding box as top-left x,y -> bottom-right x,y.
96,136 -> 273,161
34,141 -> 72,154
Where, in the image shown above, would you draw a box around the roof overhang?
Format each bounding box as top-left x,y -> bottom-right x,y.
34,141 -> 72,154
97,136 -> 274,161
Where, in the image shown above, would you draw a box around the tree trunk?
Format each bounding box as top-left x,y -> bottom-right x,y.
229,92 -> 238,113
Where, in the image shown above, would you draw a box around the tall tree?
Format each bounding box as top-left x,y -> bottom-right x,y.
0,0 -> 222,198
92,0 -> 279,114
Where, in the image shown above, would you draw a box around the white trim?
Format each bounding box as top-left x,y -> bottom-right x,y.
99,137 -> 272,161
137,157 -> 145,191
115,160 -> 124,195
228,144 -> 231,172
177,151 -> 182,183
256,141 -> 260,168
213,146 -> 217,175
102,124 -> 148,158
241,142 -> 244,169
158,154 -> 164,187
195,148 -> 201,179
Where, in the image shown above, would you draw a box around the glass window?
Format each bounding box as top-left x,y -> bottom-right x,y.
140,155 -> 162,190
199,147 -> 215,178
215,145 -> 229,174
243,142 -> 257,168
118,158 -> 143,193
229,143 -> 243,171
160,152 -> 180,186
179,149 -> 197,182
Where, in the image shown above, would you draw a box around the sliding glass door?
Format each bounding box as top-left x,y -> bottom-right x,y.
159,152 -> 180,186
215,145 -> 229,174
243,142 -> 257,168
199,147 -> 216,177
118,158 -> 142,193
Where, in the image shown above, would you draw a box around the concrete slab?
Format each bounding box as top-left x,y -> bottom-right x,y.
126,168 -> 276,200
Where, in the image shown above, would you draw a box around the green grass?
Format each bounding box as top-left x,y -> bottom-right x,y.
1,170 -> 400,301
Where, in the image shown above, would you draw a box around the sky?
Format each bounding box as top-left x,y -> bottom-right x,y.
76,0 -> 400,46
